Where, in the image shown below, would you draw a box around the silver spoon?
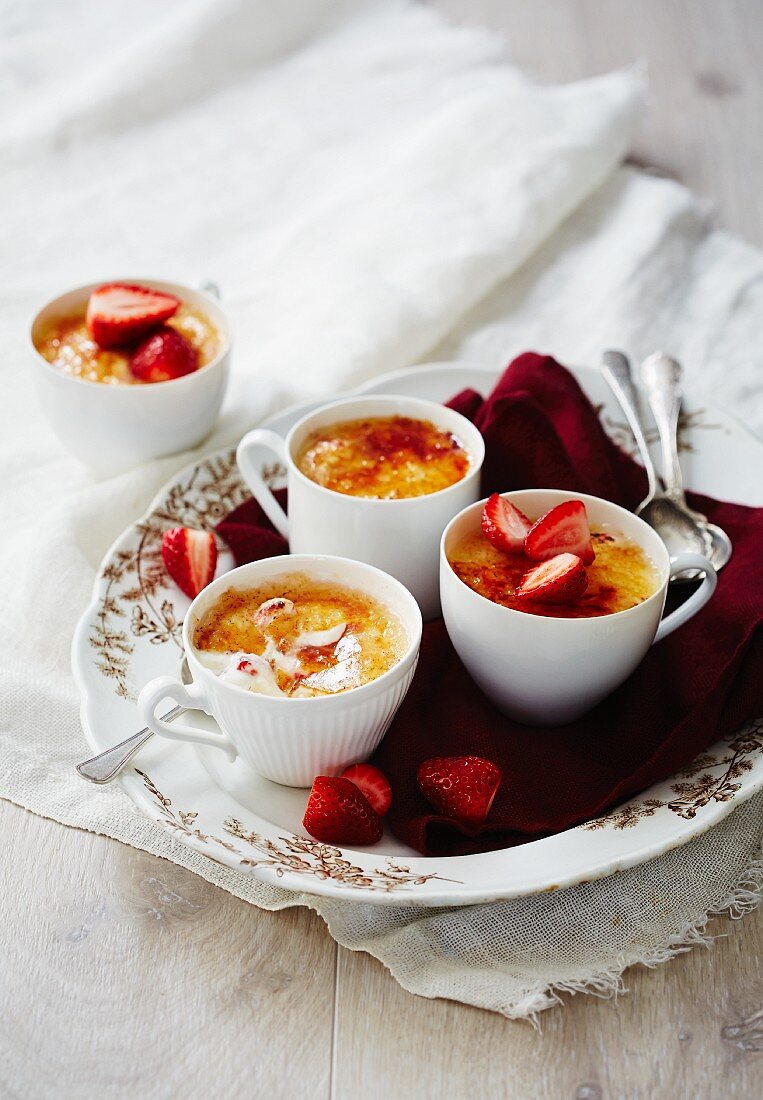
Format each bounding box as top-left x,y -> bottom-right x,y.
640,352 -> 732,578
601,349 -> 658,513
76,657 -> 192,784
601,351 -> 731,581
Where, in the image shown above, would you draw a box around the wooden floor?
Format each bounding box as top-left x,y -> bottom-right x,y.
3,3 -> 762,1098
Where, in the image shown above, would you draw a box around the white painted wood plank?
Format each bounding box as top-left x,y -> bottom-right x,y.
0,800 -> 336,1100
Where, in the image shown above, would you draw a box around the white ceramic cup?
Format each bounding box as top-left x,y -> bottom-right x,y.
30,279 -> 231,475
440,489 -> 717,725
236,395 -> 485,620
138,555 -> 422,787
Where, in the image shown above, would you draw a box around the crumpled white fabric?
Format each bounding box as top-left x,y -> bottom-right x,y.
1,0 -> 761,1021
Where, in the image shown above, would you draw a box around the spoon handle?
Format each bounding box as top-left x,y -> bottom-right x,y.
600,350 -> 658,506
75,705 -> 183,784
640,351 -> 685,501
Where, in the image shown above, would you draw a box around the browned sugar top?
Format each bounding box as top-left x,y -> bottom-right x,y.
296,415 -> 471,499
194,573 -> 407,695
35,303 -> 222,385
449,527 -> 660,618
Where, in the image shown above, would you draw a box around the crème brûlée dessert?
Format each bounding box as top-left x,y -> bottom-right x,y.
193,573 -> 408,697
449,495 -> 660,619
296,415 -> 471,499
34,283 -> 223,386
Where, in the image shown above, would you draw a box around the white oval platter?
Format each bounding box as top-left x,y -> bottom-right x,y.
72,361 -> 763,907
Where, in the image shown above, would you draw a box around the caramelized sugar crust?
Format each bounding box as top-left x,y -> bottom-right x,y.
194,573 -> 407,695
296,415 -> 471,499
35,304 -> 222,385
449,528 -> 660,618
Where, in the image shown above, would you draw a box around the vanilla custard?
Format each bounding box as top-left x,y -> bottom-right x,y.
449,528 -> 660,619
35,304 -> 222,385
193,573 -> 407,697
296,415 -> 471,499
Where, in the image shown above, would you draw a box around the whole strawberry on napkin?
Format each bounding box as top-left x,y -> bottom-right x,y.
218,354 -> 763,856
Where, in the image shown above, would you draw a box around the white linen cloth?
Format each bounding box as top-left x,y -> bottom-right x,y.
1,0 -> 761,1021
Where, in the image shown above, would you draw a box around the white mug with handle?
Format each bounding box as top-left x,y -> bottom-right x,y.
440,489 -> 718,725
236,394 -> 485,620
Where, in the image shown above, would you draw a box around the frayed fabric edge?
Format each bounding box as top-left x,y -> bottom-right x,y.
3,786 -> 762,1026
308,850 -> 763,1028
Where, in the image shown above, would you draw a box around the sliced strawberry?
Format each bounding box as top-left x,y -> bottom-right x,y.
303,776 -> 383,846
129,327 -> 199,384
341,763 -> 392,816
515,552 -> 588,604
524,500 -> 595,565
481,493 -> 532,553
416,755 -> 501,828
86,283 -> 180,348
161,528 -> 217,599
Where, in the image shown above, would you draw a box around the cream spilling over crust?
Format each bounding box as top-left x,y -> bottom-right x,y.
449,525 -> 660,618
296,415 -> 471,499
193,573 -> 407,697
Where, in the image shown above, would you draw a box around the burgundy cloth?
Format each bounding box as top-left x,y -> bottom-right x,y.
217,354 -> 763,856
216,491 -> 288,564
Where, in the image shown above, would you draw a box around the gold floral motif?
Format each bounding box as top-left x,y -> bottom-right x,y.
136,771 -> 458,892
583,721 -> 763,830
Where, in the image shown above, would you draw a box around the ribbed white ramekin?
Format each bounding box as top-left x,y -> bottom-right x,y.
138,555 -> 422,787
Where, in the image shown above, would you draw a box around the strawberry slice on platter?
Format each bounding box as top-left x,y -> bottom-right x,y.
303,776 -> 383,845
416,755 -> 502,828
129,328 -> 199,384
341,763 -> 392,816
515,552 -> 588,605
161,528 -> 217,600
86,283 -> 180,348
481,493 -> 532,553
524,500 -> 595,565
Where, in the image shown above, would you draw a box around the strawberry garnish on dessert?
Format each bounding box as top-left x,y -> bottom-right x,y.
341,763 -> 392,816
524,500 -> 595,565
481,493 -> 532,553
417,755 -> 501,828
86,283 -> 180,349
303,776 -> 383,845
161,528 -> 217,599
129,327 -> 199,384
515,552 -> 588,604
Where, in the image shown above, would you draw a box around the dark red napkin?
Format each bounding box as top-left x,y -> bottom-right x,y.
218,354 -> 763,856
217,491 -> 288,565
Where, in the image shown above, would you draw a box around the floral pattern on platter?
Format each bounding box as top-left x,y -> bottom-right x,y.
583,721 -> 763,831
136,770 -> 458,893
599,405 -> 728,458
88,451 -> 274,700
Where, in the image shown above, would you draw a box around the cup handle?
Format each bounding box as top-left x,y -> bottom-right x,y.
652,552 -> 717,644
138,676 -> 237,761
236,429 -> 290,539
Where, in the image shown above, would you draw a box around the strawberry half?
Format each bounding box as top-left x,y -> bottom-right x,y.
417,755 -> 501,828
86,283 -> 180,348
524,500 -> 595,565
515,552 -> 588,604
303,776 -> 383,845
161,528 -> 217,599
341,763 -> 392,816
481,493 -> 532,553
129,327 -> 199,384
